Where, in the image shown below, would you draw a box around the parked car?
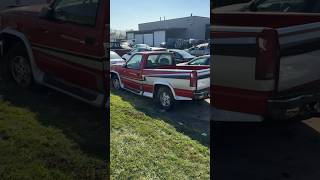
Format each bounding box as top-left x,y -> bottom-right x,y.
150,47 -> 167,51
177,55 -> 210,66
111,51 -> 210,110
211,0 -> 320,122
0,0 -> 109,107
133,44 -> 150,49
122,47 -> 151,61
110,41 -> 132,56
110,51 -> 125,65
186,43 -> 210,56
169,49 -> 195,63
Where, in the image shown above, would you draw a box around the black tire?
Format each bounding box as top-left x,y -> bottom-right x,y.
111,75 -> 121,90
156,86 -> 175,110
8,43 -> 33,88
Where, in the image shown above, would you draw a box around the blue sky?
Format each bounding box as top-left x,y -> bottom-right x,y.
111,0 -> 210,30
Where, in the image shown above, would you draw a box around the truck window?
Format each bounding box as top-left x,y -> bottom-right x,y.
53,0 -> 100,26
146,54 -> 174,68
127,54 -> 142,69
172,52 -> 183,59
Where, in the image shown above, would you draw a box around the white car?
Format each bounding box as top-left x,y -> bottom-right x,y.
121,48 -> 151,61
110,51 -> 125,65
186,43 -> 210,57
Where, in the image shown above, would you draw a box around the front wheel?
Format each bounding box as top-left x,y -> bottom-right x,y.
9,43 -> 33,88
157,86 -> 175,110
111,75 -> 121,90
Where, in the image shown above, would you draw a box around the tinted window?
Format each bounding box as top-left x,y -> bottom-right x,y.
53,0 -> 99,26
127,54 -> 142,69
146,54 -> 174,68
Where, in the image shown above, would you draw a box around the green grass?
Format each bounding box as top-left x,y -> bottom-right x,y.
110,93 -> 210,179
0,101 -> 107,180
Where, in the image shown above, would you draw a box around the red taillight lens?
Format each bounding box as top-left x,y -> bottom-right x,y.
190,71 -> 197,87
255,28 -> 279,80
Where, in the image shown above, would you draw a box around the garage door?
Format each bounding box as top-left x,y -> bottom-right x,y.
135,34 -> 143,44
143,34 -> 154,46
154,31 -> 166,47
127,33 -> 134,40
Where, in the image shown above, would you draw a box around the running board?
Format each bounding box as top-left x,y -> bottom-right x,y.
43,75 -> 103,104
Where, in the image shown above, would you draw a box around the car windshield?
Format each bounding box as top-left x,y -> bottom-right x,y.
110,51 -> 122,59
134,44 -> 149,48
189,57 -> 209,65
252,0 -> 319,12
172,50 -> 194,58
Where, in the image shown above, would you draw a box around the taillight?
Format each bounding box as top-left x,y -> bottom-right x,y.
255,28 -> 279,80
190,71 -> 197,87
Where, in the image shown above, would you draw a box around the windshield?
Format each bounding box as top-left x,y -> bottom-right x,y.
189,57 -> 209,65
252,0 -> 319,13
172,50 -> 194,58
110,51 -> 122,59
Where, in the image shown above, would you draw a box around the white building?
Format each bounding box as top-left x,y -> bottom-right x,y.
126,16 -> 210,47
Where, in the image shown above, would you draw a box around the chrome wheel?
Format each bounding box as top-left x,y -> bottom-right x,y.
11,56 -> 32,88
160,91 -> 171,107
112,77 -> 120,90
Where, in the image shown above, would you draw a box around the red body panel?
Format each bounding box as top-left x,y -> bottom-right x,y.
0,0 -> 110,106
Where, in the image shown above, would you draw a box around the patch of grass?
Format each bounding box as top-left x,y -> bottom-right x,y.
0,101 -> 107,180
110,93 -> 210,179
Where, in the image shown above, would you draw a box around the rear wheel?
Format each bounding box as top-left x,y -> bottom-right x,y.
8,43 -> 33,88
157,86 -> 175,110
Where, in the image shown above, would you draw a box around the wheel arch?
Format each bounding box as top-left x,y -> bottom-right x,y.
110,70 -> 124,88
153,82 -> 177,100
0,28 -> 44,83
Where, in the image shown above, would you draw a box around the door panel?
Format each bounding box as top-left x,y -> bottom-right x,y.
32,0 -> 105,93
122,54 -> 143,92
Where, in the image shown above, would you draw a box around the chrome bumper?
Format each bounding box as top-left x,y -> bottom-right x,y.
268,93 -> 320,120
194,89 -> 210,100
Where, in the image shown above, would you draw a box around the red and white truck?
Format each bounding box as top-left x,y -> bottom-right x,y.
0,0 -> 109,107
211,0 -> 320,122
111,51 -> 210,110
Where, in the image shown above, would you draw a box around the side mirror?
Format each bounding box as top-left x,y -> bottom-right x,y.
39,6 -> 54,19
122,63 -> 127,68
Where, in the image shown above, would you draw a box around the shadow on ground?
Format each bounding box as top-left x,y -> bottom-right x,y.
112,89 -> 210,146
0,81 -> 107,161
212,120 -> 320,180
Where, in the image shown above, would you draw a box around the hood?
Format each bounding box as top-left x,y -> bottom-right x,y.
1,4 -> 46,16
213,3 -> 250,13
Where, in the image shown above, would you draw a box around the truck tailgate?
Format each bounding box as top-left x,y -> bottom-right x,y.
197,68 -> 210,90
277,22 -> 320,92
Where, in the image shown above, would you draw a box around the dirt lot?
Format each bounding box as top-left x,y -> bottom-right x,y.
212,119 -> 320,180
111,90 -> 210,146
0,80 -> 107,161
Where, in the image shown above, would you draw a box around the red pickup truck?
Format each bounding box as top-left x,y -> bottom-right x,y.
211,0 -> 320,122
0,0 -> 109,107
111,51 -> 210,110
